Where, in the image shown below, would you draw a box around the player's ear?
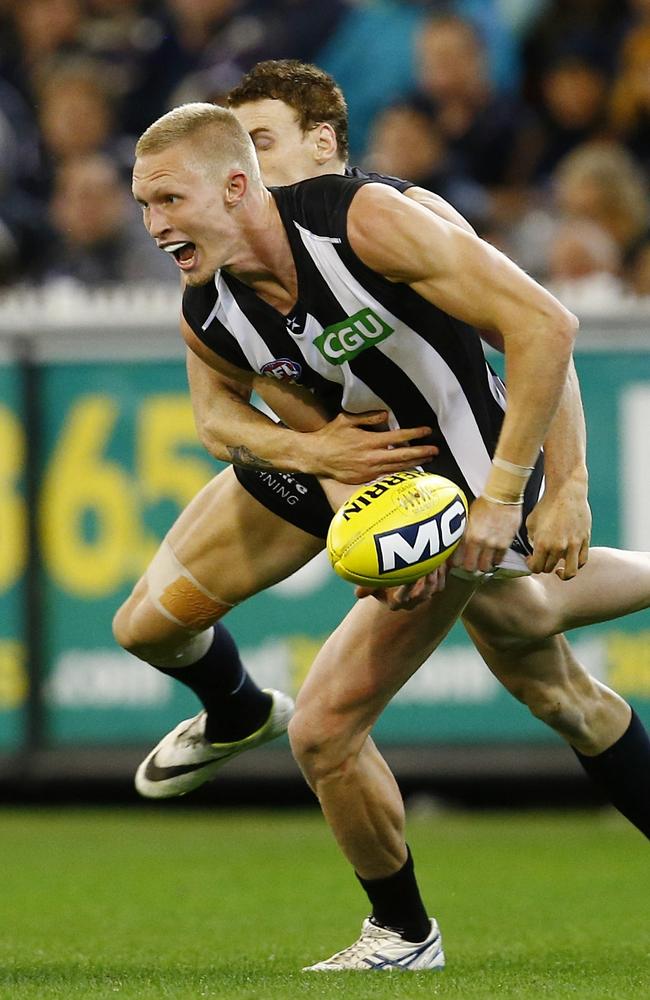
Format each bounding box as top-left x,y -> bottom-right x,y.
314,123 -> 339,165
225,169 -> 247,205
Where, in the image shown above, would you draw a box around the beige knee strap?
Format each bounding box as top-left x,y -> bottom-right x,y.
146,539 -> 236,630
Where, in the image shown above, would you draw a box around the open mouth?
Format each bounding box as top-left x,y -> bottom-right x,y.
162,241 -> 196,269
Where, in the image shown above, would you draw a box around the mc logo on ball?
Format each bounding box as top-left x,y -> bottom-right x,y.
374,498 -> 467,573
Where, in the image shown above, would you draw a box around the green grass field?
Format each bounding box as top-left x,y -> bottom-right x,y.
0,806 -> 647,999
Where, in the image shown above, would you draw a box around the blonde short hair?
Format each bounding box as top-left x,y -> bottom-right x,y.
135,102 -> 260,180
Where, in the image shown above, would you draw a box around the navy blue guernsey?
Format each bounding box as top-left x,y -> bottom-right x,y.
182,172 -> 543,506
346,165 -> 413,193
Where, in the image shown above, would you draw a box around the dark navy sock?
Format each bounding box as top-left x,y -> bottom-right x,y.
156,624 -> 272,742
573,709 -> 650,838
356,846 -> 431,942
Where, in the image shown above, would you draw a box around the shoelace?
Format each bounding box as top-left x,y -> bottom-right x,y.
327,925 -> 392,964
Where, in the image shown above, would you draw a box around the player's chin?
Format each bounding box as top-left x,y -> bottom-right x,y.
183,266 -> 213,288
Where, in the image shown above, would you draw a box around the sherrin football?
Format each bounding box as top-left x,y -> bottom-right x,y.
327,470 -> 468,587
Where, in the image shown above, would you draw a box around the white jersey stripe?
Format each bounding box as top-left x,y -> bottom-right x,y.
201,273 -> 221,331
295,315 -> 398,426
215,273 -> 276,371
381,336 -> 491,496
295,223 -> 493,497
486,364 -> 507,411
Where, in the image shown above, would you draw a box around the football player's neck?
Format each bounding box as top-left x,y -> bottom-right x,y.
227,196 -> 296,305
313,156 -> 345,178
225,188 -> 282,271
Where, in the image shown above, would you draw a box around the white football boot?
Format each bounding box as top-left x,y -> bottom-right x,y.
303,917 -> 445,971
134,689 -> 294,799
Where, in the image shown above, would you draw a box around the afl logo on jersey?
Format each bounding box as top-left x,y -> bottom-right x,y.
260,358 -> 303,382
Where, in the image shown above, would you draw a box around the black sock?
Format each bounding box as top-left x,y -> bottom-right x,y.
573,709 -> 650,838
356,846 -> 430,942
155,624 -> 272,742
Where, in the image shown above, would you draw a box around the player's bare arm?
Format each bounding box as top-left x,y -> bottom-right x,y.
184,324 -> 321,471
525,363 -> 591,579
407,185 -> 587,492
348,183 -> 578,572
405,187 -> 507,354
182,318 -> 439,483
405,186 -> 476,235
348,183 -> 577,467
406,186 -> 591,579
406,187 -> 591,579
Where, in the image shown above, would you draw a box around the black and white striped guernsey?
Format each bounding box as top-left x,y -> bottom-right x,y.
182,173 -> 543,512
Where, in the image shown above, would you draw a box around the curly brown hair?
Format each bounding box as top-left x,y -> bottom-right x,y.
227,60 -> 349,161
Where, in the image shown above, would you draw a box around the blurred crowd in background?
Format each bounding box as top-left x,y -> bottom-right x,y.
2,0 -> 650,308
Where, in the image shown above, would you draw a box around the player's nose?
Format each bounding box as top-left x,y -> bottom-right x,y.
147,205 -> 171,239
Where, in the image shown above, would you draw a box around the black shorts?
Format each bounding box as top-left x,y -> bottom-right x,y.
233,465 -> 332,539
233,456 -> 544,556
233,453 -> 544,558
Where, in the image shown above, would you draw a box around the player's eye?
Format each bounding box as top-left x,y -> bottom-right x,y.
252,134 -> 273,151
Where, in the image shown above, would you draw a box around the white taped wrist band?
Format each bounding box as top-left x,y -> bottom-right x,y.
482,493 -> 524,506
492,456 -> 534,477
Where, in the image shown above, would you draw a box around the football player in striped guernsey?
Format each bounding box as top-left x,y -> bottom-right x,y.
117,64 -> 649,971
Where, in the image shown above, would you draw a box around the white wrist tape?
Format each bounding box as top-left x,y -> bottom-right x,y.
482,493 -> 524,507
492,456 -> 534,478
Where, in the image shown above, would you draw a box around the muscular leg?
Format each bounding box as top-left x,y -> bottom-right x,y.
113,465 -> 324,749
292,555 -> 644,869
469,548 -> 650,642
113,465 -> 324,660
290,559 -> 648,902
466,616 -> 649,835
289,574 -> 480,879
462,553 -> 650,754
542,547 -> 650,628
465,624 -> 630,754
463,576 -> 649,835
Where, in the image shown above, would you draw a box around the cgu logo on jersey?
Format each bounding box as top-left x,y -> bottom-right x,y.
260,358 -> 302,381
374,499 -> 467,574
314,307 -> 394,365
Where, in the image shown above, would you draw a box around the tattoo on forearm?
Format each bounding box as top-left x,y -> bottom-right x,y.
227,445 -> 275,470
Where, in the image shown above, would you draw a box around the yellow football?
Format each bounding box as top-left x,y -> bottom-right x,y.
327,470 -> 468,587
